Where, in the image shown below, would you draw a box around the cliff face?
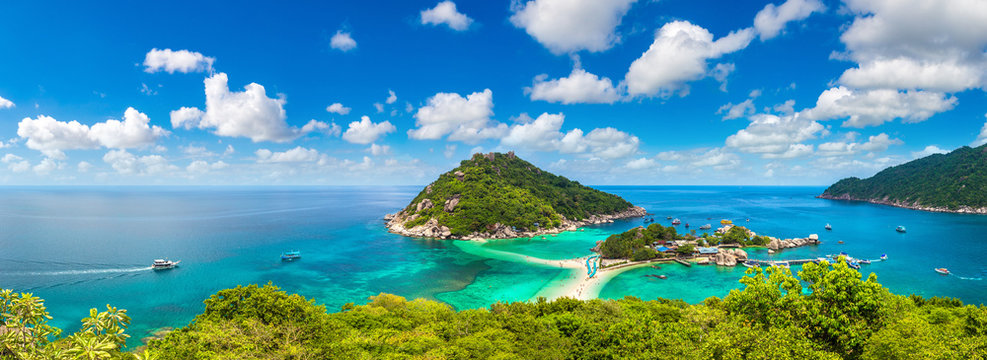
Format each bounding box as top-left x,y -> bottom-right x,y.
819,144 -> 987,213
385,152 -> 645,240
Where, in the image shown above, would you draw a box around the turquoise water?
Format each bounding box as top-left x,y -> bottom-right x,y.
1,186 -> 985,347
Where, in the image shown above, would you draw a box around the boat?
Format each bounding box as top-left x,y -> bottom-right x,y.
838,240 -> 844,244
152,259 -> 180,270
666,216 -> 673,220
774,261 -> 790,268
720,219 -> 733,225
880,254 -> 888,260
848,261 -> 860,270
658,275 -> 667,279
860,259 -> 871,264
699,224 -> 712,230
281,251 -> 301,261
684,223 -> 690,228
935,268 -> 949,275
896,226 -> 907,233
671,218 -> 681,225
742,259 -> 759,267
825,223 -> 832,230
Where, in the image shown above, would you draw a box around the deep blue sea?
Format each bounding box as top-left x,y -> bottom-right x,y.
1,186 -> 985,346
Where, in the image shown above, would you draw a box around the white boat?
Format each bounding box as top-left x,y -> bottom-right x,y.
152,259 -> 180,270
773,261 -> 790,268
935,268 -> 949,275
825,223 -> 832,230
896,226 -> 906,233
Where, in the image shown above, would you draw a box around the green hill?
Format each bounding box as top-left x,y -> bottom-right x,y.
385,152 -> 643,239
820,144 -> 987,212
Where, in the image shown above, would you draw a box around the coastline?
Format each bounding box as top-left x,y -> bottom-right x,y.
817,194 -> 987,215
385,206 -> 647,240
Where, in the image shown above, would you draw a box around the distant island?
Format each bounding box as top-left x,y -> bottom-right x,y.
385,152 -> 645,240
819,144 -> 987,214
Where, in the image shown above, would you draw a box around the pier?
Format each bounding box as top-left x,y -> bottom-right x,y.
745,258 -> 819,265
673,258 -> 692,267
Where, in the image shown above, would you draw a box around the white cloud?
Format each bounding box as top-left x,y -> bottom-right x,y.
625,157 -> 657,170
0,95 -> 14,109
2,154 -> 30,173
330,31 -> 357,52
527,68 -> 621,104
33,158 -> 60,175
817,133 -> 901,156
386,90 -> 397,104
800,86 -> 957,127
342,116 -> 396,144
301,120 -> 341,137
103,149 -> 177,175
625,21 -> 755,97
500,112 -> 639,159
753,0 -> 825,40
725,113 -> 825,157
911,145 -> 949,159
443,144 -> 457,159
408,89 -> 507,143
837,0 -> 987,92
326,103 -> 351,115
17,108 -> 168,159
170,73 -> 322,142
143,48 -> 215,74
187,160 -> 229,174
709,63 -> 735,92
367,143 -> 391,156
656,148 -> 742,170
509,0 -> 637,54
421,1 -> 474,31
223,145 -> 235,156
974,114 -> 987,146
717,98 -> 755,120
255,147 -> 324,163
77,161 -> 92,172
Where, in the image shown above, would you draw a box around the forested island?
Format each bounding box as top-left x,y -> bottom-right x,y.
819,144 -> 987,214
385,152 -> 645,239
4,263 -> 986,359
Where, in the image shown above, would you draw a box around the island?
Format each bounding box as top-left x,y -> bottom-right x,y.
385,151 -> 645,240
819,144 -> 987,214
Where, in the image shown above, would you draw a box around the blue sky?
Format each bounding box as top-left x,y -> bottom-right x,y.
1,0 -> 985,185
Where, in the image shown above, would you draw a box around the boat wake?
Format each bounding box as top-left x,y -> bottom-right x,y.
4,266 -> 151,276
951,274 -> 984,281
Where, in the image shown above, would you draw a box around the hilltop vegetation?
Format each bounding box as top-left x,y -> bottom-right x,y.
6,263 -> 987,359
821,144 -> 987,211
388,152 -> 638,238
599,223 -> 770,260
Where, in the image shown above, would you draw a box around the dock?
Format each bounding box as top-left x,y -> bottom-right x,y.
746,258 -> 818,265
674,258 -> 692,267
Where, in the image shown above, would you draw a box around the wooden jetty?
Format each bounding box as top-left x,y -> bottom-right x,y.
674,258 -> 692,267
746,258 -> 819,266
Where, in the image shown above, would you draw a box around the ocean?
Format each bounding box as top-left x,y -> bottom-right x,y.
1,186 -> 985,346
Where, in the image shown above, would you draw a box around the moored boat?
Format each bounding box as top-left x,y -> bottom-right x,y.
896,226 -> 907,233
671,218 -> 681,225
773,261 -> 790,268
742,259 -> 758,267
880,254 -> 888,260
825,223 -> 832,230
699,224 -> 712,230
935,268 -> 949,275
152,259 -> 180,270
281,251 -> 301,261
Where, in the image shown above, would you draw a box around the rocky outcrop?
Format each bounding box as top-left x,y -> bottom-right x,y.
767,235 -> 821,250
444,195 -> 460,212
715,251 -> 738,266
416,199 -> 434,212
454,171 -> 466,181
385,206 -> 647,240
817,193 -> 987,215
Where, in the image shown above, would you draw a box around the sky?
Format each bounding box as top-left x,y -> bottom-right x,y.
1,0 -> 986,186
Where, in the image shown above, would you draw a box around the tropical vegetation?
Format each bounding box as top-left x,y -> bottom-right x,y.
6,262 -> 986,359
598,223 -> 769,260
821,144 -> 987,210
399,152 -> 634,236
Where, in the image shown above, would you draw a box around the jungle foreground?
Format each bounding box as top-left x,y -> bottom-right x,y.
4,261 -> 986,360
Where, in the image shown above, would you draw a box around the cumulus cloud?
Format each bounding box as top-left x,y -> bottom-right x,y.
753,0 -> 825,40
187,160 -> 229,174
799,86 -> 957,128
2,154 -> 30,173
656,148 -> 742,170
625,21 -> 755,98
255,147 -> 324,163
500,112 -> 639,159
443,144 -> 457,159
170,73 -> 327,142
717,99 -> 756,120
17,107 -> 169,159
421,1 -> 474,31
367,143 -> 391,156
0,95 -> 14,109
509,0 -> 637,54
408,89 -> 507,143
326,103 -> 351,115
725,113 -> 824,157
974,114 -> 987,146
817,133 -> 902,156
836,0 -> 987,92
330,31 -> 357,52
385,90 -> 397,104
103,149 -> 177,175
625,157 -> 657,170
342,116 -> 396,144
527,68 -> 621,104
143,48 -> 215,74
77,161 -> 93,172
301,120 -> 341,137
911,145 -> 949,159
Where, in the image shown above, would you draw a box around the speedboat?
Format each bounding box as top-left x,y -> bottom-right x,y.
671,219 -> 681,225
859,259 -> 871,264
666,216 -> 673,220
684,223 -> 690,228
281,251 -> 301,261
742,259 -> 759,267
699,224 -> 712,230
880,254 -> 888,260
825,223 -> 832,230
896,226 -> 906,233
848,261 -> 860,270
773,261 -> 790,268
935,268 -> 949,275
152,259 -> 180,270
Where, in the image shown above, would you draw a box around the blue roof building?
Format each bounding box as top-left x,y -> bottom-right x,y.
656,246 -> 671,252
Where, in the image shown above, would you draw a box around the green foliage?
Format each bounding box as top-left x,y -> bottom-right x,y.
599,223 -> 683,259
401,152 -> 633,236
676,244 -> 695,255
821,144 -> 987,209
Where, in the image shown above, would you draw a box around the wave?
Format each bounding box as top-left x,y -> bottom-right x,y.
4,266 -> 151,276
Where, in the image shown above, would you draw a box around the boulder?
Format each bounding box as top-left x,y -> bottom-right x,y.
808,234 -> 819,241
454,171 -> 466,181
425,184 -> 433,194
733,249 -> 748,260
444,195 -> 460,212
416,199 -> 434,212
768,238 -> 781,250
